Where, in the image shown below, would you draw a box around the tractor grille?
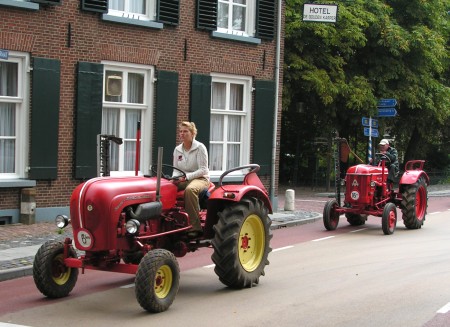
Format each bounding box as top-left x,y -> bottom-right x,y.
345,174 -> 372,205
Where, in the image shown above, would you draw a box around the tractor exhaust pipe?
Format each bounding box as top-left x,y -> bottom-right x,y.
156,147 -> 163,202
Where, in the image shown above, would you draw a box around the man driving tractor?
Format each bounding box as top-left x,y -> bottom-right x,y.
375,139 -> 399,188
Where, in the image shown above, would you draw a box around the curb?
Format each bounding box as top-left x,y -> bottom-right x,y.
270,212 -> 322,230
0,266 -> 32,282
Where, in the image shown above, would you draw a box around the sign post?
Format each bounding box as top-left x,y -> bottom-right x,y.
362,117 -> 378,162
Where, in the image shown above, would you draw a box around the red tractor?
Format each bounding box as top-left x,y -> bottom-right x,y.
32,148 -> 273,313
323,152 -> 429,235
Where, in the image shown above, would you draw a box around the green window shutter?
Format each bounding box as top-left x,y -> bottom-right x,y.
81,0 -> 108,13
29,57 -> 61,180
154,70 -> 179,165
157,0 -> 180,25
256,0 -> 275,40
253,80 -> 275,175
75,62 -> 103,179
196,0 -> 217,31
190,74 -> 211,150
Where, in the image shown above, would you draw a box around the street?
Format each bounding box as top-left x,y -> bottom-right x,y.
0,197 -> 449,327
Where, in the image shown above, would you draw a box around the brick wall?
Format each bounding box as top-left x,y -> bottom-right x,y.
0,0 -> 284,209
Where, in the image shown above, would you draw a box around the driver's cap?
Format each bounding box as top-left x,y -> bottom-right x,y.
379,139 -> 389,145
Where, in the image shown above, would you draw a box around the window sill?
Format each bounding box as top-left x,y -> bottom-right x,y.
0,179 -> 36,188
0,0 -> 39,10
102,14 -> 163,29
212,31 -> 261,45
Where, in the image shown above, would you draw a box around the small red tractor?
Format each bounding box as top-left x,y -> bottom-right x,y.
33,147 -> 273,313
323,149 -> 429,235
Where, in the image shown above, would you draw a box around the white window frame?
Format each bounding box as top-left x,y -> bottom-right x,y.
217,0 -> 256,37
0,51 -> 30,180
209,73 -> 252,179
108,0 -> 157,21
102,61 -> 155,176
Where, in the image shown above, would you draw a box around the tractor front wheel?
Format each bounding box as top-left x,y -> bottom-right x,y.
135,249 -> 180,313
382,203 -> 397,235
345,213 -> 367,226
212,197 -> 272,289
323,199 -> 340,231
33,240 -> 78,298
401,176 -> 428,229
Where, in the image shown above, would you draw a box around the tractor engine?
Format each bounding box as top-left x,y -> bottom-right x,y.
344,164 -> 386,208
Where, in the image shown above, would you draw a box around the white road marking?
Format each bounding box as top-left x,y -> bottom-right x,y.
204,264 -> 215,269
429,212 -> 441,215
437,302 -> 450,313
312,236 -> 335,242
0,323 -> 31,327
350,228 -> 368,233
120,283 -> 135,289
273,246 -> 294,252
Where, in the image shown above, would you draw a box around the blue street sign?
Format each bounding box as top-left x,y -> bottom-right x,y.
377,98 -> 397,107
377,107 -> 397,117
362,117 -> 378,128
364,127 -> 379,137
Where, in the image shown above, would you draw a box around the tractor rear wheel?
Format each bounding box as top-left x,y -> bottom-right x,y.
211,197 -> 272,289
33,240 -> 78,298
135,249 -> 180,313
323,199 -> 340,231
345,213 -> 367,226
401,176 -> 428,229
382,203 -> 397,235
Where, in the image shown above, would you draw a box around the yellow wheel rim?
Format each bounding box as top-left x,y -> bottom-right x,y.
239,214 -> 265,272
154,265 -> 173,299
52,254 -> 71,286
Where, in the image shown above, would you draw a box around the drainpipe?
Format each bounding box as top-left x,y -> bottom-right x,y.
270,0 -> 282,210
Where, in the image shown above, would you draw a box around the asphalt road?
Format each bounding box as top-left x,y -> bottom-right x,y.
0,197 -> 449,327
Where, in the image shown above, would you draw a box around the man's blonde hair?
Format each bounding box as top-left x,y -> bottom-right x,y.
180,121 -> 198,138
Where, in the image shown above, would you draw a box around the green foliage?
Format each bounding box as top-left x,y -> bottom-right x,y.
282,0 -> 450,185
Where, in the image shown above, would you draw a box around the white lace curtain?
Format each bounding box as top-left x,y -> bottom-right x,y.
210,82 -> 242,171
109,0 -> 146,14
0,62 -> 18,174
102,71 -> 142,172
218,0 -> 247,32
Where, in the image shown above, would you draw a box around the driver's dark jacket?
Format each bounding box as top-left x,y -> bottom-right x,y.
374,146 -> 399,177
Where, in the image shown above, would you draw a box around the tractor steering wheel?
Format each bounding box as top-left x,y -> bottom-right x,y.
151,164 -> 187,181
375,152 -> 391,166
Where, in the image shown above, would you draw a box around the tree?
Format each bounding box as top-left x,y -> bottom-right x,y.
282,0 -> 450,185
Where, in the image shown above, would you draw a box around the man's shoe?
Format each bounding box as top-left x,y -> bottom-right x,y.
187,230 -> 203,239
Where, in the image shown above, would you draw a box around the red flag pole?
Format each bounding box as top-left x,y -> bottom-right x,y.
135,121 -> 141,176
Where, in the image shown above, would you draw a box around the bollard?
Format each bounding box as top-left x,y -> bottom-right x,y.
284,189 -> 295,211
20,188 -> 36,225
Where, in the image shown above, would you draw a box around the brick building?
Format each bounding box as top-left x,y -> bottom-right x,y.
0,0 -> 284,224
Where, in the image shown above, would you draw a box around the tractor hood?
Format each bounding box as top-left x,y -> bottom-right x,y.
347,164 -> 386,175
69,176 -> 177,251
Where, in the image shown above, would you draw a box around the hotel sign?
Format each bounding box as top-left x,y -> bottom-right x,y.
303,4 -> 338,23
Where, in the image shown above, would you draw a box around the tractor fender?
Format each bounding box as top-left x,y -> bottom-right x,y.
208,184 -> 273,213
399,170 -> 430,186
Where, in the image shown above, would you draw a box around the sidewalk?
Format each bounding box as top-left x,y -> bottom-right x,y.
1,184 -> 448,282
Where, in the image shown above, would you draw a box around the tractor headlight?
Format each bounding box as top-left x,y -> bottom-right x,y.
370,181 -> 376,187
55,215 -> 70,229
126,219 -> 140,234
340,179 -> 346,186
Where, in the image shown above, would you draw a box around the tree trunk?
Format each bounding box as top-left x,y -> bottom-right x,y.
403,125 -> 422,163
